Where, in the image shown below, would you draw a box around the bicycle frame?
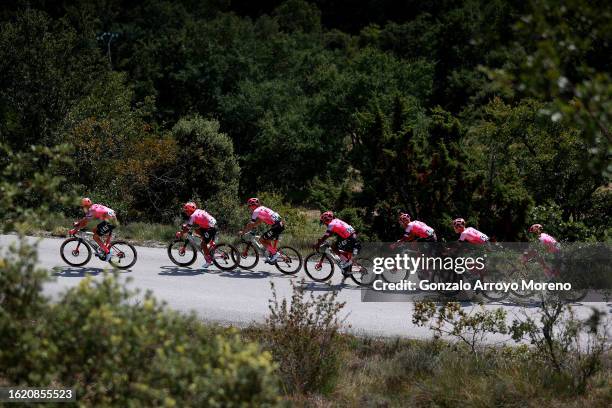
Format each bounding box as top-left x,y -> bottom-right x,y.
241,231 -> 276,256
181,230 -> 212,256
316,242 -> 342,268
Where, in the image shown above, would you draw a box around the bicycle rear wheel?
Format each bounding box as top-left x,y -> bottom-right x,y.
60,238 -> 92,267
109,241 -> 138,269
350,257 -> 376,286
211,243 -> 239,271
304,253 -> 334,282
274,246 -> 302,275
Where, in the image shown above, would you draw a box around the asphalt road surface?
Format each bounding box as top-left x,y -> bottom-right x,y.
2,235 -> 610,342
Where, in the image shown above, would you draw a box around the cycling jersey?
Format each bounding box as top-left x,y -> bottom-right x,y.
539,233 -> 560,253
85,204 -> 116,221
188,209 -> 217,229
405,221 -> 435,239
459,227 -> 489,244
327,219 -> 355,239
251,206 -> 281,225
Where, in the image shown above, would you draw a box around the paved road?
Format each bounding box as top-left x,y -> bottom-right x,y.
2,235 -> 610,341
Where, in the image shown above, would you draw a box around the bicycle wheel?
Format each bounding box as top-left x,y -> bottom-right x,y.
433,269 -> 462,297
304,253 -> 335,282
109,241 -> 138,269
235,242 -> 259,270
509,267 -> 535,299
274,246 -> 302,275
382,267 -> 408,283
211,243 -> 239,271
350,257 -> 376,286
60,238 -> 92,267
476,275 -> 510,302
167,239 -> 198,267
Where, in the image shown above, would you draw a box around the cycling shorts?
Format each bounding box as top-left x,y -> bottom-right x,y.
337,234 -> 361,255
262,221 -> 285,240
95,221 -> 115,236
196,227 -> 217,244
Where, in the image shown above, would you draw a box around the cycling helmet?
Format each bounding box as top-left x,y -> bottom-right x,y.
452,218 -> 466,228
399,213 -> 411,224
320,211 -> 334,224
247,197 -> 260,207
183,202 -> 197,215
81,197 -> 92,207
529,224 -> 543,234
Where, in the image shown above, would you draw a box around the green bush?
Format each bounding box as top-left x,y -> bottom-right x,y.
263,279 -> 345,395
0,240 -> 281,406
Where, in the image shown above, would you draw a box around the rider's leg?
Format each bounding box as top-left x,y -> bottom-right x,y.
198,228 -> 214,263
93,232 -> 107,252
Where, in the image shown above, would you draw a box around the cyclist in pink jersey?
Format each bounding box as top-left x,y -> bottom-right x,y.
69,197 -> 118,260
529,224 -> 560,253
239,198 -> 285,264
452,218 -> 489,244
176,202 -> 218,268
315,211 -> 361,274
524,224 -> 561,276
391,213 -> 437,249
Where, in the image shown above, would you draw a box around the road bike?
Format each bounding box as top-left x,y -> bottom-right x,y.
235,231 -> 302,275
303,242 -> 375,286
167,229 -> 239,271
60,229 -> 137,269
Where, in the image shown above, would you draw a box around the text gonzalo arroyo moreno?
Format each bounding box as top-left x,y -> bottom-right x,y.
371,253 -> 573,292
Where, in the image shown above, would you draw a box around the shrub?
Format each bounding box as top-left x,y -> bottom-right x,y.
263,279 -> 346,395
0,240 -> 281,406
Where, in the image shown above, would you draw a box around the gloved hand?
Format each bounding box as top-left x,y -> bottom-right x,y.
175,231 -> 183,239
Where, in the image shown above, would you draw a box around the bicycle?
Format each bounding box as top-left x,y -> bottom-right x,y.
303,242 -> 375,286
167,229 -> 239,271
60,229 -> 137,270
235,231 -> 302,275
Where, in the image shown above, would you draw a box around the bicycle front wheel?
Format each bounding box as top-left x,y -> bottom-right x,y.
235,242 -> 259,270
382,268 -> 408,283
211,243 -> 239,271
167,239 -> 198,267
109,241 -> 138,269
60,238 -> 92,267
274,246 -> 302,275
304,253 -> 335,282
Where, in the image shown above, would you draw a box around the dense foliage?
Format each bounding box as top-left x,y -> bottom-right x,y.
0,240 -> 280,406
0,0 -> 609,240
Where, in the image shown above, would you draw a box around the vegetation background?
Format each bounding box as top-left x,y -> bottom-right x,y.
0,1 -> 611,405
1,0 -> 610,242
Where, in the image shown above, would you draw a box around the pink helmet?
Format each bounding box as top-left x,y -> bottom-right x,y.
81,197 -> 92,207
399,213 -> 411,224
452,218 -> 466,228
320,211 -> 334,224
529,224 -> 543,234
183,202 -> 197,215
247,197 -> 260,207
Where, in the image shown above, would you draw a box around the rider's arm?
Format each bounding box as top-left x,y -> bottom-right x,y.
316,232 -> 332,247
241,219 -> 262,234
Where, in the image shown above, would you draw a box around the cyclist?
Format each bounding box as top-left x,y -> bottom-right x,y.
175,202 -> 217,269
452,218 -> 489,244
390,213 -> 437,249
528,223 -> 560,254
524,223 -> 560,276
69,197 -> 117,260
315,211 -> 361,275
239,197 -> 284,264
